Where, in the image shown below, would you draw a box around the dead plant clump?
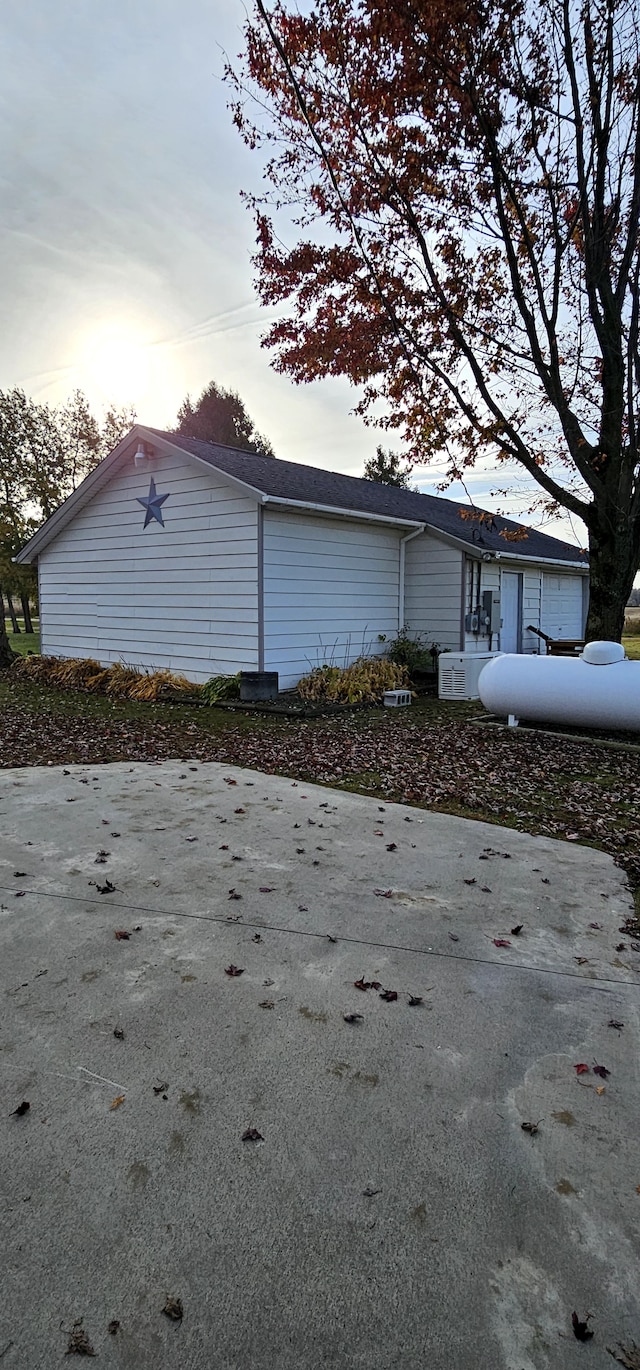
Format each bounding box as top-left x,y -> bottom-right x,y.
298,656 -> 410,706
11,654 -> 202,703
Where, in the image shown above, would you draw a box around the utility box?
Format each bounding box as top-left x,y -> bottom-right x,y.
239,671 -> 279,701
482,590 -> 502,634
438,652 -> 501,701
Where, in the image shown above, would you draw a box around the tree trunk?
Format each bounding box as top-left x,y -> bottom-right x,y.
585,519 -> 640,642
20,592 -> 33,635
6,594 -> 19,633
0,586 -> 16,668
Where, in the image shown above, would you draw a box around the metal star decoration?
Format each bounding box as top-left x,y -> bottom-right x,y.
136,477 -> 170,528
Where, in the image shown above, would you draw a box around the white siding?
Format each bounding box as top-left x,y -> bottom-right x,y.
38,447 -> 259,682
404,532 -> 463,651
263,510 -> 402,688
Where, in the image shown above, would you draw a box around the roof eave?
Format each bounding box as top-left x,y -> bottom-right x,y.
261,493 -> 425,530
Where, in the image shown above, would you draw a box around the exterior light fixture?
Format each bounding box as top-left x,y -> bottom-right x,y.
134,442 -> 147,469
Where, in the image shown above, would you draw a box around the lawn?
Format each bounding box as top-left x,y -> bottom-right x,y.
1,666 -> 639,908
5,615 -> 40,657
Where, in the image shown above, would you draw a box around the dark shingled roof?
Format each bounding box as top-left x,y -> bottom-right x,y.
151,429 -> 588,566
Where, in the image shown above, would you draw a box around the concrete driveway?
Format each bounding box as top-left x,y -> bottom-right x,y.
1,760 -> 639,1369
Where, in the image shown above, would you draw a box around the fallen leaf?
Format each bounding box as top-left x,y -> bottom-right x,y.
252,933 -> 263,943
575,957 -> 589,965
298,904 -> 308,911
596,1085 -> 606,1095
386,842 -> 397,851
223,777 -> 237,785
572,1311 -> 594,1342
219,844 -> 229,850
379,989 -> 398,1002
448,932 -> 459,942
464,878 -> 476,886
107,1321 -> 120,1335
259,887 -> 275,893
113,1027 -> 125,1040
521,1120 -> 540,1135
510,924 -> 523,936
408,995 -> 423,1007
593,1062 -> 610,1078
608,1019 -> 624,1030
162,1296 -> 183,1322
13,871 -> 27,877
362,1186 -> 381,1197
373,888 -> 393,898
65,1319 -> 97,1355
616,943 -> 627,952
94,880 -> 116,894
225,965 -> 244,977
374,830 -> 384,836
493,938 -> 511,948
242,1127 -> 263,1141
541,877 -> 550,884
481,886 -> 492,892
343,1012 -> 364,1023
114,929 -> 130,941
110,1095 -> 125,1110
11,1100 -> 30,1117
574,1063 -> 590,1074
354,977 -> 372,991
228,889 -> 242,900
234,808 -> 246,815
153,1082 -> 168,1095
607,1341 -> 640,1368
589,921 -> 602,930
259,1000 -> 274,1009
14,891 -> 25,897
94,851 -> 110,864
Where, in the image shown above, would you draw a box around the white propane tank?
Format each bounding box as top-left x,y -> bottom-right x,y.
478,641 -> 640,731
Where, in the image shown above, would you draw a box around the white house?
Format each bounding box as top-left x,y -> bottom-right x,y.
16,425 -> 589,688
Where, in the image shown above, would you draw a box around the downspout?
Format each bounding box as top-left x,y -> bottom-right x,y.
398,525 -> 426,632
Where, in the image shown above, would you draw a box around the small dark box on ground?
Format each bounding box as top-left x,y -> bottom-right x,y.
240,671 -> 279,701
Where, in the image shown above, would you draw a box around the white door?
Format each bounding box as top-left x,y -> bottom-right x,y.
541,574 -> 584,639
501,572 -> 522,652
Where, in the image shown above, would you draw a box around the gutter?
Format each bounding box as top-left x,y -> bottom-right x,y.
260,493 -> 425,531
478,548 -> 589,571
398,525 -> 426,630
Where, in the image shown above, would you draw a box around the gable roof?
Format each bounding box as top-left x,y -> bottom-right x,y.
16,424 -> 588,568
148,428 -> 588,567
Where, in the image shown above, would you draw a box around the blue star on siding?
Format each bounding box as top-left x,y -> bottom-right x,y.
136,477 -> 170,528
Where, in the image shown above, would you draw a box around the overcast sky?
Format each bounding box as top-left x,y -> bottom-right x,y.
0,0 -> 584,545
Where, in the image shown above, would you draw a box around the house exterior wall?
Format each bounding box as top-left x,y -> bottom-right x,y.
462,558 -> 587,653
262,509 -> 403,688
403,532 -> 464,651
38,448 -> 259,682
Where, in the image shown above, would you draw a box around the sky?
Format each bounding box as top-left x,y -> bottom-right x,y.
0,0 -> 586,548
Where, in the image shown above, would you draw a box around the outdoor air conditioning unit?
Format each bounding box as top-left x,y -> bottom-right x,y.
438,651 -> 501,701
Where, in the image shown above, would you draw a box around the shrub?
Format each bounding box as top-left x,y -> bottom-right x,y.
298,656 -> 410,705
623,615 -> 640,635
384,628 -> 438,674
202,674 -> 241,704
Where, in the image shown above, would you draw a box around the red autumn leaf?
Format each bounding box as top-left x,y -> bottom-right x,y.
574,1063 -> 589,1074
379,989 -> 398,1002
234,808 -> 245,814
370,980 -> 382,990
225,964 -> 245,977
354,977 -> 371,991
259,886 -> 275,893
114,929 -> 130,940
593,1062 -> 610,1078
223,777 -> 237,785
493,938 -> 511,948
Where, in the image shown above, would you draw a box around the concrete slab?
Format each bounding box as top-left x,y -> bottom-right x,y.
0,760 -> 639,1369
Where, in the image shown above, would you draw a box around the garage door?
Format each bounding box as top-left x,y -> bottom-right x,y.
541,574 -> 585,639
